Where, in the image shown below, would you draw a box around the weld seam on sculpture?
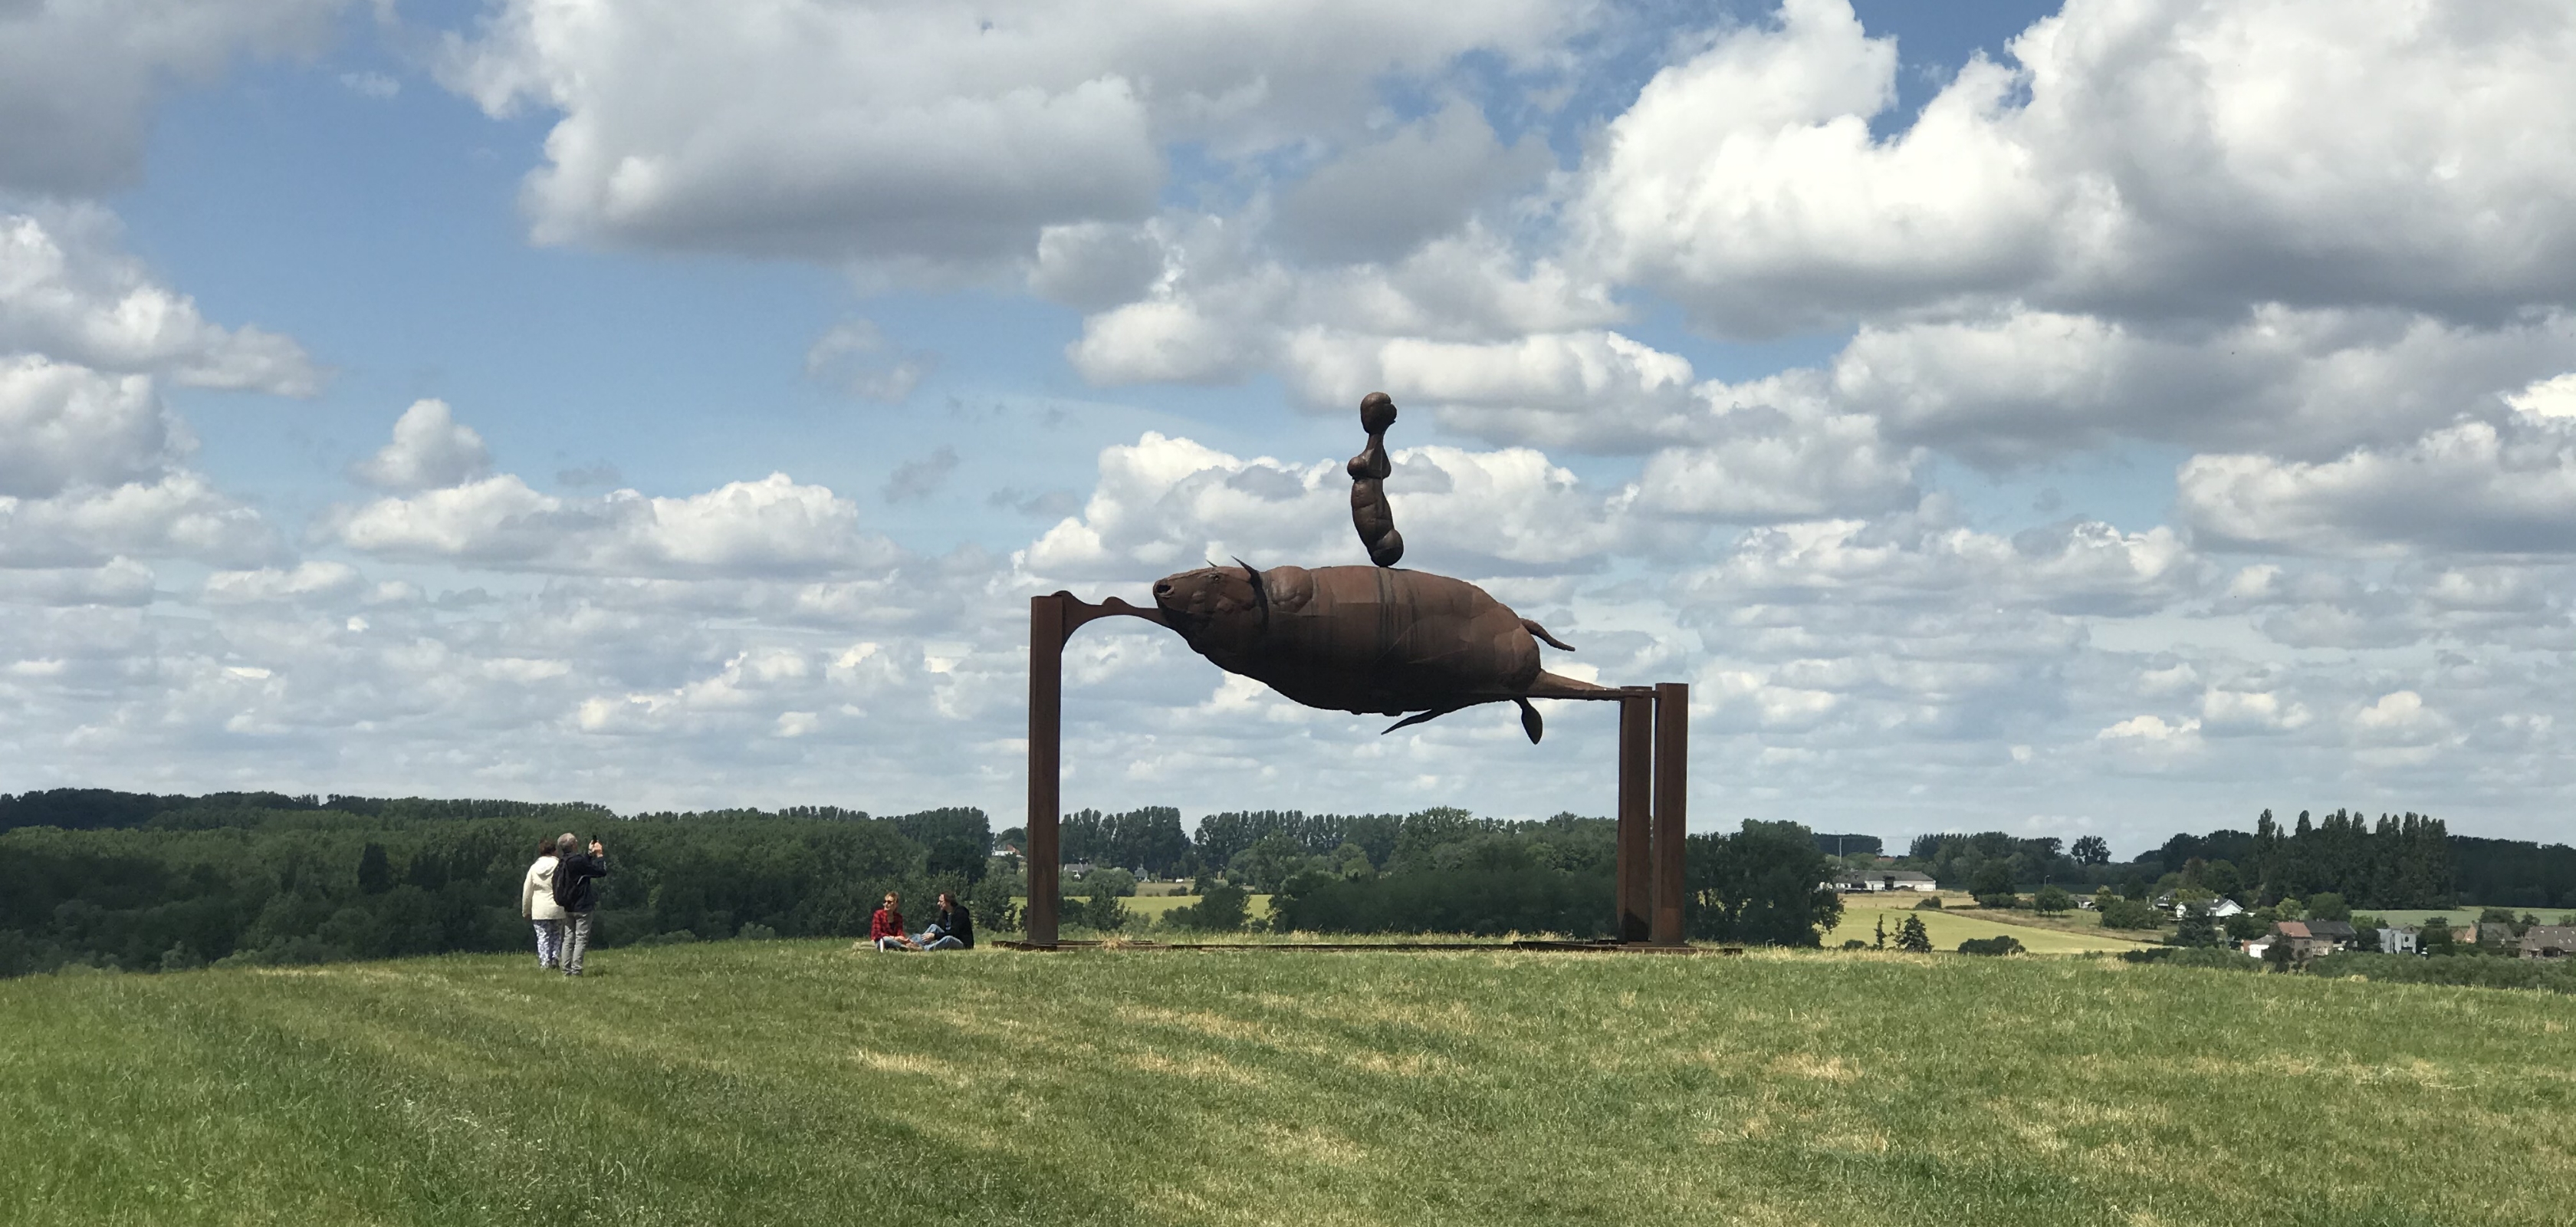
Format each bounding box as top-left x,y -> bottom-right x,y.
1022,393 -> 1690,946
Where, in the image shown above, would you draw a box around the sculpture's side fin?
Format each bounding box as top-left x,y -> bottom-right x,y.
1514,696 -> 1543,744
1382,705 -> 1463,735
1522,618 -> 1576,651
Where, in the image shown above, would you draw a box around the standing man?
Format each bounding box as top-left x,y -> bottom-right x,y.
552,833 -> 610,977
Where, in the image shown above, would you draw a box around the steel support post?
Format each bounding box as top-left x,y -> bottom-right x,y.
1025,594 -> 1065,946
1649,682 -> 1690,945
1615,690 -> 1655,943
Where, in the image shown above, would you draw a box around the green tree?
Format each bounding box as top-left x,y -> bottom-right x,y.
2174,906 -> 2220,948
1895,914 -> 1934,952
1873,914 -> 1887,949
2420,916 -> 2456,955
1970,861 -> 2018,908
1079,867 -> 1138,897
1683,821 -> 1842,946
355,843 -> 392,895
2306,892 -> 2352,922
2032,885 -> 2073,916
1079,887 -> 1131,933
2071,835 -> 2111,865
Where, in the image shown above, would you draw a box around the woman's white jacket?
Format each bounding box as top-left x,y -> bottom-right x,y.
521,855 -> 566,921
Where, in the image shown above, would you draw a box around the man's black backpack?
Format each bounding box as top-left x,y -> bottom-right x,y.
551,854 -> 583,910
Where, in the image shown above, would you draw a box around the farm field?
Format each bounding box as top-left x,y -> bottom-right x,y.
8,944 -> 2575,1225
1115,892 -> 1276,926
1832,895 -> 2157,954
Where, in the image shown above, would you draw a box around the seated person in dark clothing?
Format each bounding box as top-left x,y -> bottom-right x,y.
915,892 -> 973,951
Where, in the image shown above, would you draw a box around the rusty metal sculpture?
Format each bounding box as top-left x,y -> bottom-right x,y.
1152,392 -> 1609,742
1024,393 -> 1688,947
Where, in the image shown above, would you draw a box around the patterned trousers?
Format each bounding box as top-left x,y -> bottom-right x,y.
531,919 -> 564,969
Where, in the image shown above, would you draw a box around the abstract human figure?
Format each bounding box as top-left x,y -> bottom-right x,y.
1349,391 -> 1403,567
1151,393 -> 1602,742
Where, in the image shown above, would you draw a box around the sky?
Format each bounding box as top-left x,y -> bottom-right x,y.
5,0 -> 2574,857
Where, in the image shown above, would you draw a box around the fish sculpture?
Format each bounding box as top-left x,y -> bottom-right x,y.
1150,393 -> 1608,742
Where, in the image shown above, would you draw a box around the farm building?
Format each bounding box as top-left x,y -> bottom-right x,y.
2305,919 -> 2359,949
1825,871 -> 1937,893
2521,926 -> 2576,959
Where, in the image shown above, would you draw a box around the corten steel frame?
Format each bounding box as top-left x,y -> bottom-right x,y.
1024,590 -> 1691,947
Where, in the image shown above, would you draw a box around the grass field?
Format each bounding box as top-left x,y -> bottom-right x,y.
8,944 -> 2576,1225
1832,894 -> 2158,954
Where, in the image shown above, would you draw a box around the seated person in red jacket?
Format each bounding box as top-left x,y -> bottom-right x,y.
871,892 -> 917,951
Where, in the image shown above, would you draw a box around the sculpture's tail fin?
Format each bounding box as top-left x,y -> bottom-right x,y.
1521,619 -> 1576,651
1523,670 -> 1615,699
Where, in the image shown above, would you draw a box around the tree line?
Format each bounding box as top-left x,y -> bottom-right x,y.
0,789 -> 1002,978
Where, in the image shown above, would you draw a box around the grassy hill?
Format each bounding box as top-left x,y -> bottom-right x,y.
8,943 -> 2574,1225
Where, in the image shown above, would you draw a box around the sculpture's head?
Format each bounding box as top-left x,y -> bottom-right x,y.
1152,562 -> 1267,656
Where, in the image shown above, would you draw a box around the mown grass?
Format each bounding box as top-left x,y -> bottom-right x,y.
6,943 -> 2574,1226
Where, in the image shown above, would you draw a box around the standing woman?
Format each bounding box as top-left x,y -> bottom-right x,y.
519,837 -> 565,969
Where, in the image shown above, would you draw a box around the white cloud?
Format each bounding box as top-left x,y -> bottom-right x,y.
1571,0 -> 2576,333
2178,414 -> 2576,554
0,207 -> 321,394
334,472 -> 902,578
351,400 -> 491,492
1020,431 -> 1628,583
0,471 -> 274,568
0,0 -> 343,194
1273,100 -> 1554,265
0,356 -> 179,498
439,0 -> 1579,268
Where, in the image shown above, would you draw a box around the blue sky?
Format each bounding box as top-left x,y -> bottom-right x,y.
7,0 -> 2576,855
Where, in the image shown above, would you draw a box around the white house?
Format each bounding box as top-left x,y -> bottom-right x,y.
2378,926 -> 2420,955
1825,871 -> 1938,893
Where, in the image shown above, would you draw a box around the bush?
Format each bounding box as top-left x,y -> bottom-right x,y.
2032,885 -> 2074,916
2098,897 -> 2167,930
1957,936 -> 2025,956
1270,868 -> 1613,938
2122,946 -> 2259,972
1914,896 -> 1944,910
2308,952 -> 2576,994
1158,882 -> 1250,933
735,923 -> 777,940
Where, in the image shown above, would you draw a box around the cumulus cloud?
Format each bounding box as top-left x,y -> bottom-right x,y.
333,472 -> 903,579
1572,0 -> 2576,333
0,357 -> 180,498
1684,513 -> 2203,617
0,0 -> 343,195
352,400 -> 491,491
2178,410 -> 2576,554
0,207 -> 320,394
439,0 -> 1579,268
1020,431 -> 1628,583
0,471 -> 274,568
1273,100 -> 1555,265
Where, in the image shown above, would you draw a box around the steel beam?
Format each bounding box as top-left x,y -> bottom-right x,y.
1025,594 -> 1064,946
1615,690 -> 1654,943
1650,682 -> 1690,945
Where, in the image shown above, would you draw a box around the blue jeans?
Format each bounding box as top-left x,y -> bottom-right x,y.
916,934 -> 963,951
